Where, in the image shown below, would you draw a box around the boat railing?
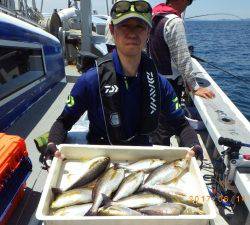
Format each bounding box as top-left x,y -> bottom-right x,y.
0,5 -> 42,28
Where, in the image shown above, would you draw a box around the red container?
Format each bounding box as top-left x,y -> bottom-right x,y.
0,183 -> 26,225
0,133 -> 28,191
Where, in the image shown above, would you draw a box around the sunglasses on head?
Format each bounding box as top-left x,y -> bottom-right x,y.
187,0 -> 193,6
111,1 -> 152,18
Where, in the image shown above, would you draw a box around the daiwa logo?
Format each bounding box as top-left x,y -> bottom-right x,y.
104,85 -> 119,95
147,72 -> 157,114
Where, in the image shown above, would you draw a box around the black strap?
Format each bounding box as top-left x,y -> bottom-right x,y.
97,53 -> 160,145
97,53 -> 124,144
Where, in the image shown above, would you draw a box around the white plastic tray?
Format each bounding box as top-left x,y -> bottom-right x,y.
36,144 -> 216,225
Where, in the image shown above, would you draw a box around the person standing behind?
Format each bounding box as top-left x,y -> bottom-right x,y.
149,0 -> 215,100
149,0 -> 214,146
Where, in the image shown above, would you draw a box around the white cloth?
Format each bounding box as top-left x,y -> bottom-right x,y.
105,16 -> 115,46
163,14 -> 199,90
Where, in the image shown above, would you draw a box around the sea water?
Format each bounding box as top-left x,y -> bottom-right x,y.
186,20 -> 250,121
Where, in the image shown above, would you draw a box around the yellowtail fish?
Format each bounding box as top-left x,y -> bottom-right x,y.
142,185 -> 203,207
59,156 -> 110,192
138,202 -> 186,215
106,192 -> 166,209
113,171 -> 144,201
143,158 -> 190,187
139,202 -> 205,215
86,166 -> 125,216
50,188 -> 92,209
52,203 -> 92,216
98,205 -> 142,216
117,159 -> 166,172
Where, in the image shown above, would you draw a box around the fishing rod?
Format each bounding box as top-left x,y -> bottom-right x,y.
191,54 -> 250,83
186,13 -> 242,20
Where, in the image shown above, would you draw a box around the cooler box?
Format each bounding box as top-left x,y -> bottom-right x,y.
36,144 -> 216,225
0,133 -> 28,188
0,133 -> 32,225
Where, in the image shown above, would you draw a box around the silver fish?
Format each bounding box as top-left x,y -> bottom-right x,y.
117,159 -> 166,172
109,192 -> 166,209
113,171 -> 144,201
98,205 -> 142,216
52,203 -> 92,216
87,167 -> 125,215
142,185 -> 203,207
50,188 -> 92,209
138,203 -> 186,215
139,202 -> 205,215
60,156 -> 110,191
143,158 -> 190,187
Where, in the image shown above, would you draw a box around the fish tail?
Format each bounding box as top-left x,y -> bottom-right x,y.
102,194 -> 113,207
51,187 -> 63,196
140,185 -> 150,192
139,183 -> 149,192
138,185 -> 144,192
85,207 -> 97,216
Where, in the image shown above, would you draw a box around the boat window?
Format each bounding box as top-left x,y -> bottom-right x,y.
0,46 -> 45,101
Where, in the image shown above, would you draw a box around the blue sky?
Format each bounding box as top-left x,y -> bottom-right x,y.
38,0 -> 250,19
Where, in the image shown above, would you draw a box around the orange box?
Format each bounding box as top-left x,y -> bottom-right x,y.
0,133 -> 28,191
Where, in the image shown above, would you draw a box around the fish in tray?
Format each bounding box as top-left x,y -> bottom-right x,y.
113,171 -> 144,201
52,203 -> 92,216
138,203 -> 205,215
98,205 -> 143,216
138,202 -> 185,215
142,158 -> 190,187
116,158 -> 166,172
105,192 -> 166,209
82,178 -> 98,189
59,156 -> 110,192
50,188 -> 92,209
142,185 -> 204,207
86,166 -> 125,216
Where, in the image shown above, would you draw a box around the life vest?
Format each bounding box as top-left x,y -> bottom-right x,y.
96,53 -> 160,145
149,4 -> 179,78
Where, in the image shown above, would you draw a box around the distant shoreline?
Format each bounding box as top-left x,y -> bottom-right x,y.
186,19 -> 250,21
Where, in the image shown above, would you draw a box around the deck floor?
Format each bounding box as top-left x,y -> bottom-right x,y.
6,81 -> 74,225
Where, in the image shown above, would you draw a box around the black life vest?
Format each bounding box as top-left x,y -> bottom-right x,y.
96,53 -> 160,145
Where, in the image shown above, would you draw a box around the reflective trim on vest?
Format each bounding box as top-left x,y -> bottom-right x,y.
96,53 -> 160,145
173,96 -> 181,110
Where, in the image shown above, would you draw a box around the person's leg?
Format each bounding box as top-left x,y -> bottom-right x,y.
150,112 -> 174,145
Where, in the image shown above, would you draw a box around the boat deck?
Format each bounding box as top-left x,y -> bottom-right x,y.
5,66 -> 77,225
192,59 -> 250,155
4,65 -> 249,225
